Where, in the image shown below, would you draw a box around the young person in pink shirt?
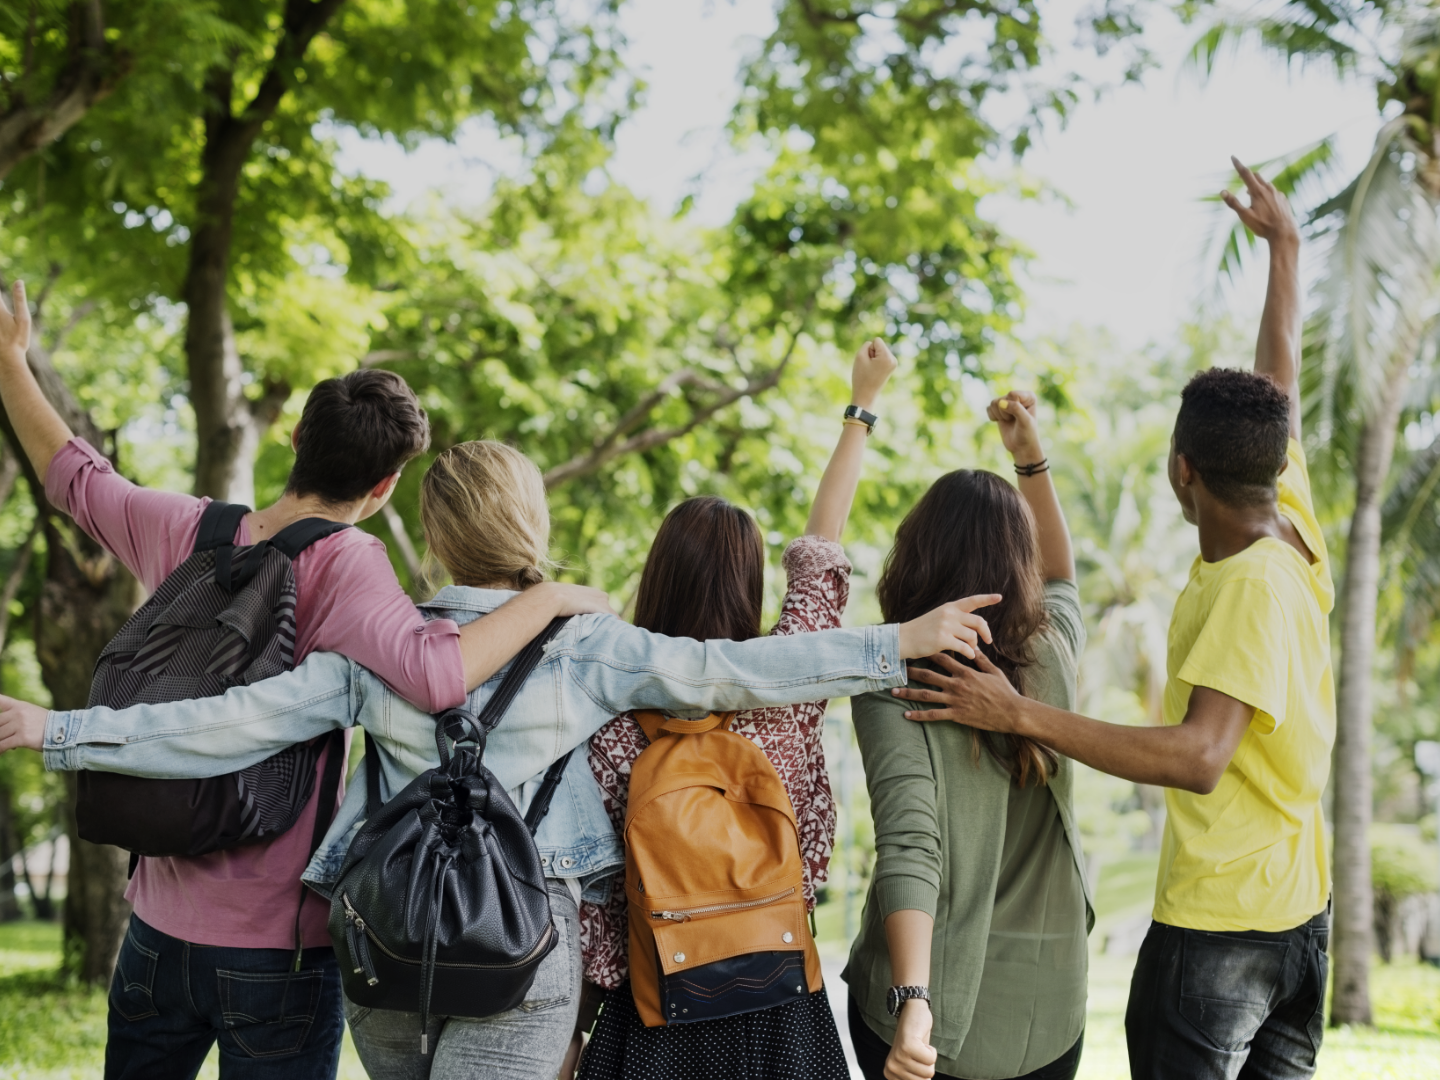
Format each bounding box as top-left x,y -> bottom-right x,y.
0,280 -> 612,1080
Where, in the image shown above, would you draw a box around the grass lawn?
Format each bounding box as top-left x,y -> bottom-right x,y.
4,879 -> 1438,1079
815,853 -> 1440,1080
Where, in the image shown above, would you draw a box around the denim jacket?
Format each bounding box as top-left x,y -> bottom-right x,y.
44,585 -> 904,901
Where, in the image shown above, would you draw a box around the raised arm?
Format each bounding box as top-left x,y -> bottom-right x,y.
987,390 -> 1073,581
805,338 -> 897,541
1222,158 -> 1302,439
0,281 -> 76,480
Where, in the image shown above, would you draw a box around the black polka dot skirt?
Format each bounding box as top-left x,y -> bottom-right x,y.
578,982 -> 850,1080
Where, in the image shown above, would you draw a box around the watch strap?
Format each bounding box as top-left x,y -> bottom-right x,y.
843,404 -> 878,432
887,984 -> 930,1016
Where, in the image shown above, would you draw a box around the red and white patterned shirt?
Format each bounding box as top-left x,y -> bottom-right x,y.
579,534 -> 850,989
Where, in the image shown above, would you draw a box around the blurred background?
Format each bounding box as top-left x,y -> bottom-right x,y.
1,1 -> 1438,1077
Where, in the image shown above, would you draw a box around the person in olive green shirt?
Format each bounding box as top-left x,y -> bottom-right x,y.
844,390 -> 1092,1080
892,162 -> 1333,1080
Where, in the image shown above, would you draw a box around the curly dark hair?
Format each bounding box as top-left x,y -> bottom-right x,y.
1174,367 -> 1291,507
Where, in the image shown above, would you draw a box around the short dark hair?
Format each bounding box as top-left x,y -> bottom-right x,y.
1174,367 -> 1291,507
632,496 -> 764,643
286,370 -> 430,504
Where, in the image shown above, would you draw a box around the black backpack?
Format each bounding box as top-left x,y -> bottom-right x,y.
76,501 -> 350,867
331,617 -> 573,1053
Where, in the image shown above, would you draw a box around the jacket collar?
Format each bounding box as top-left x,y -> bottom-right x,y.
419,584 -> 520,616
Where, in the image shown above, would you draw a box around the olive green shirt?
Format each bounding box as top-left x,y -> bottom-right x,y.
843,580 -> 1094,1079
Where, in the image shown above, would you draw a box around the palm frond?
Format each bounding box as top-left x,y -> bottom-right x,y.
1381,402 -> 1440,646
1187,0 -> 1374,81
1310,122 -> 1440,423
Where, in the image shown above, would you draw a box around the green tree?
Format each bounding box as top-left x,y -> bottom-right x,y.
1195,0 -> 1440,1023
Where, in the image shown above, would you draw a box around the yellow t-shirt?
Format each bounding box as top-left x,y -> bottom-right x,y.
1153,439 -> 1336,932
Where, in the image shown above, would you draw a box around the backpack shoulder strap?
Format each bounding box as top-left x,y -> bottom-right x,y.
523,749 -> 573,836
473,616 -> 571,732
310,729 -> 347,858
270,517 -> 351,560
364,730 -> 382,817
194,501 -> 250,552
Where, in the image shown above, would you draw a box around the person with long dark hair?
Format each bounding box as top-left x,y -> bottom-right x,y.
577,340 -> 915,1080
843,391 -> 1091,1080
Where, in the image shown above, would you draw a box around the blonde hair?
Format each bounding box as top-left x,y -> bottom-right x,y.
420,441 -> 554,589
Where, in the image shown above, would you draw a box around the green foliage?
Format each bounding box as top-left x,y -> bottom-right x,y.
0,0 -> 625,411
1371,828 -> 1439,901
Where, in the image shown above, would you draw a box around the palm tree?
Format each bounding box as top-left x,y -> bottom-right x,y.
1195,0 -> 1440,1024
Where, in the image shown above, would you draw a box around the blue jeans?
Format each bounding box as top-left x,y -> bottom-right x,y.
104,914 -> 344,1080
1124,907 -> 1330,1080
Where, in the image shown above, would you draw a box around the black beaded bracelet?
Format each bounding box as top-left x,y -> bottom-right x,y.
1014,459 -> 1049,477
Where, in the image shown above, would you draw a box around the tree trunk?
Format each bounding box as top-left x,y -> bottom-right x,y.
0,331 -> 138,982
38,516 -> 142,981
0,778 -> 20,922
1330,370 -> 1409,1025
182,1 -> 346,500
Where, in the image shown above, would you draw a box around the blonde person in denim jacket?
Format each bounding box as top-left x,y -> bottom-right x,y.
0,440 -> 1000,1080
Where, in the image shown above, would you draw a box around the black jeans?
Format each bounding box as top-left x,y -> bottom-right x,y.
848,994 -> 1083,1080
1125,907 -> 1330,1080
104,914 -> 345,1080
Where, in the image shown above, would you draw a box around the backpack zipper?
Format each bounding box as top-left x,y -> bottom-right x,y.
341,895 -> 379,985
340,892 -> 554,973
650,886 -> 796,923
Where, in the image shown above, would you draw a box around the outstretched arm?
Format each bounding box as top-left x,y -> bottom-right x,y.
805,338 -> 897,541
0,281 -> 76,480
987,390 -> 1073,581
892,651 -> 1252,794
1223,158 -> 1302,439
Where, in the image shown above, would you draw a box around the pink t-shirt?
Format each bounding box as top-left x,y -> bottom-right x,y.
46,438 -> 468,949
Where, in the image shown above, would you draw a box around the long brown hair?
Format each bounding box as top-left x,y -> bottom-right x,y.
632,496 -> 764,642
877,470 -> 1058,787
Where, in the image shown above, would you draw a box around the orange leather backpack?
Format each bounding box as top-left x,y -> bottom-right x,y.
624,710 -> 823,1027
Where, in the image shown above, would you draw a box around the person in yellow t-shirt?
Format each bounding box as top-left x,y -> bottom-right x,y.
888,159 -> 1334,1080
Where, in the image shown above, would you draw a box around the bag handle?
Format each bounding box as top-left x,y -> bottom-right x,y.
195,500 -> 250,551
633,710 -> 736,744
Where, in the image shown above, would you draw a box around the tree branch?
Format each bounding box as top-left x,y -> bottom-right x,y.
381,502 -> 431,597
542,322 -> 809,490
231,0 -> 348,147
0,2 -> 127,181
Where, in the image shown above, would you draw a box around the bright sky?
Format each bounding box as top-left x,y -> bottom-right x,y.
341,0 -> 1379,351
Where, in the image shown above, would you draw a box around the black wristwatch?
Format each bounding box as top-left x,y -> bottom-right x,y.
887,985 -> 930,1016
843,404 -> 879,434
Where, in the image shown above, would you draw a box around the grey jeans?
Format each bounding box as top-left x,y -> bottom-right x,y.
345,879 -> 581,1080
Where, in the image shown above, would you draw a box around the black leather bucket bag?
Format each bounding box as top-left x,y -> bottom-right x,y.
329,618 -> 573,1053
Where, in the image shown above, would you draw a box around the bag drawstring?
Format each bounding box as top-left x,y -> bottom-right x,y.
417,847 -> 458,1054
